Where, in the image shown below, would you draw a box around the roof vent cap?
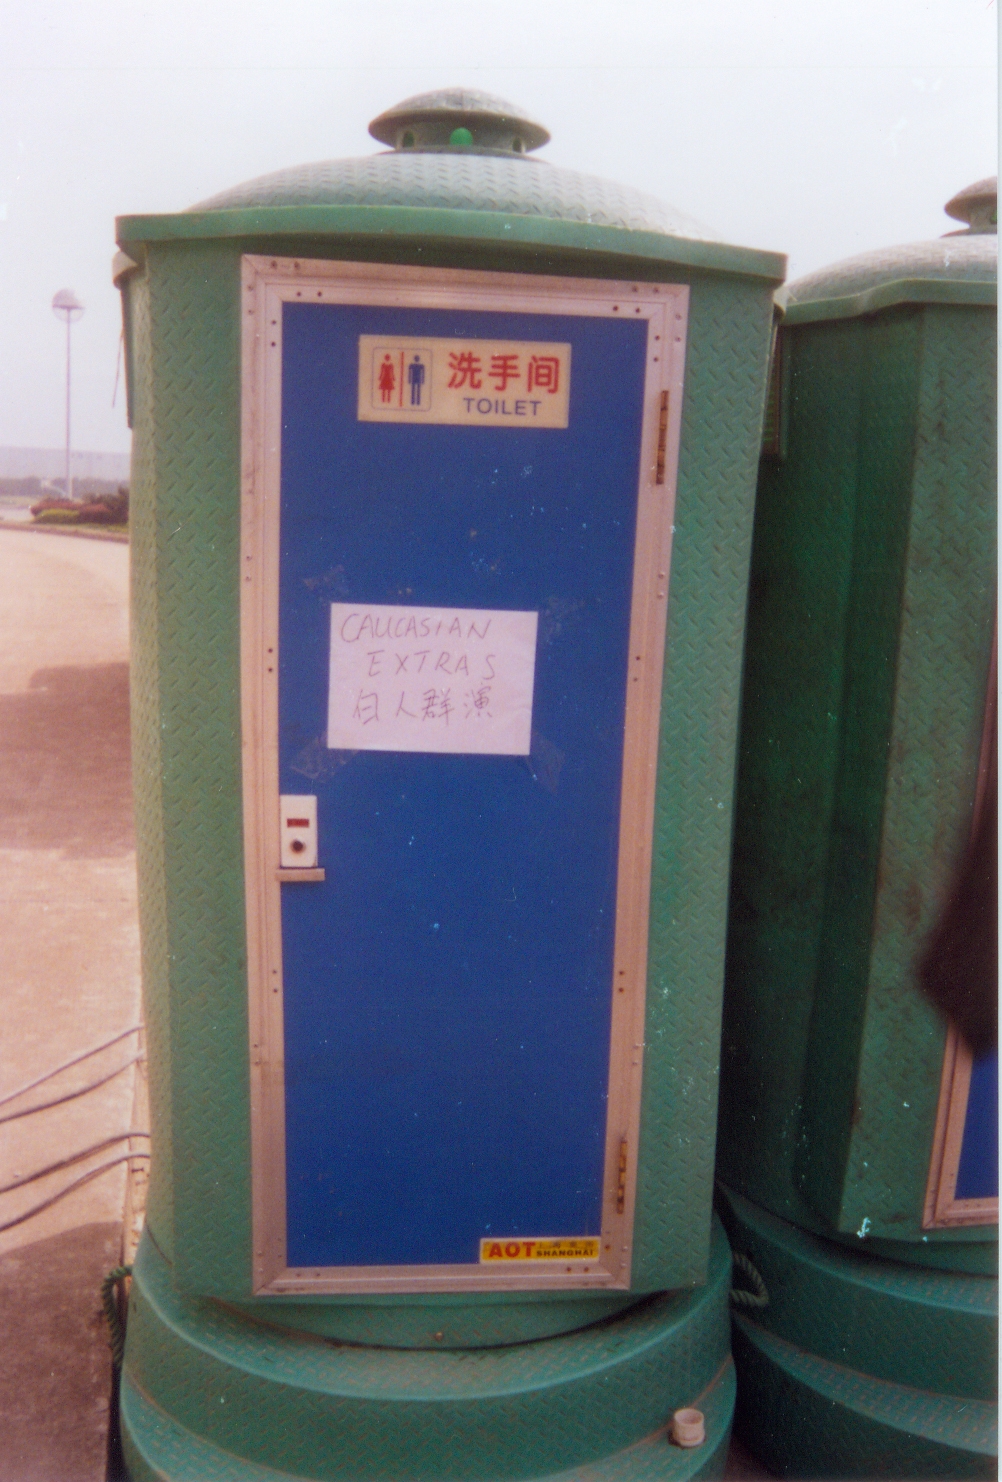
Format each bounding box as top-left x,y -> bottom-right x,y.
369,87 -> 550,156
944,177 -> 997,235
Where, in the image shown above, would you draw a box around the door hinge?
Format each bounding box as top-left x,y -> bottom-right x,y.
616,1138 -> 628,1214
655,391 -> 669,485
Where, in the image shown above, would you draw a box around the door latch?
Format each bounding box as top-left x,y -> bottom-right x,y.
277,795 -> 325,881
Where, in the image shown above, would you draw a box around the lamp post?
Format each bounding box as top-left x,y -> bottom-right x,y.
51,289 -> 84,500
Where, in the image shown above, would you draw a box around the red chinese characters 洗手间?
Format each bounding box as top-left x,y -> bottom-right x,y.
447,352 -> 483,389
527,355 -> 560,393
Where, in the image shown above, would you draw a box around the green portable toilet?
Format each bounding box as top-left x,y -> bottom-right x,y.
717,178 -> 997,1478
113,89 -> 784,1481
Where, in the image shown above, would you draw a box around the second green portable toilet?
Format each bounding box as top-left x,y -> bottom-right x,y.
717,178 -> 997,1478
113,90 -> 784,1480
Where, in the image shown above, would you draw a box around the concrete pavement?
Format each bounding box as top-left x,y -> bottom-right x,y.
0,528 -> 143,1482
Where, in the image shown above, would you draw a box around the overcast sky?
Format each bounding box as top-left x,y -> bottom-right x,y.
1,0 -> 996,457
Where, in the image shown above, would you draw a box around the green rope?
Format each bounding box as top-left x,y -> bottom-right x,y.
101,1265 -> 133,1367
730,1251 -> 769,1309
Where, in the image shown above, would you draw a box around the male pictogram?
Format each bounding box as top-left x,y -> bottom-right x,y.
407,354 -> 426,406
377,354 -> 396,403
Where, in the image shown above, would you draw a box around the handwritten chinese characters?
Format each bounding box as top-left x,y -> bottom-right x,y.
327,604 -> 538,755
357,337 -> 571,429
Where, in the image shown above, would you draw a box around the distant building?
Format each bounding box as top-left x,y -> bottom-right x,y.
0,446 -> 130,483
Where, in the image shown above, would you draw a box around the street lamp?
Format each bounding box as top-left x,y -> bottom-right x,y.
51,288 -> 84,501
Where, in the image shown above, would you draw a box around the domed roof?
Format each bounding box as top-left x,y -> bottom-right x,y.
117,89 -> 787,284
782,179 -> 997,325
192,150 -> 716,240
190,87 -> 715,240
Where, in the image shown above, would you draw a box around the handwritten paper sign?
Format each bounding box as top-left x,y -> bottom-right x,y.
327,604 -> 538,755
357,337 -> 571,429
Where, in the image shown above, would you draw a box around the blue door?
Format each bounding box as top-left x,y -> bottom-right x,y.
277,300 -> 649,1269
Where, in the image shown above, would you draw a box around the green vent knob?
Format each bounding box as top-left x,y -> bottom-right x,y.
369,88 -> 549,155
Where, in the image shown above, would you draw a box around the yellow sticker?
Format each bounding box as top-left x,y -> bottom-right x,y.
480,1237 -> 601,1262
358,336 -> 571,428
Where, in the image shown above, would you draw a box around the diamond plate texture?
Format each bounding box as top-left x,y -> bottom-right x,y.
793,307 -> 937,1228
192,152 -> 715,241
123,1362 -> 733,1482
126,240 -> 252,1294
841,305 -> 997,1234
718,316 -> 866,1235
785,234 -> 996,314
121,1220 -> 732,1482
718,296 -> 997,1249
125,264 -> 176,1261
220,1290 -> 639,1350
124,224 -> 774,1303
732,1313 -> 997,1479
719,1185 -> 997,1402
634,274 -> 773,1289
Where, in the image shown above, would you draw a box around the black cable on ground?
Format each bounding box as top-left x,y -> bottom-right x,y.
0,1154 -> 150,1236
0,1131 -> 150,1195
0,1054 -> 144,1126
0,1024 -> 143,1108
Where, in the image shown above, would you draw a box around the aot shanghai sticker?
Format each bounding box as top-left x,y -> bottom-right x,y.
480,1237 -> 601,1262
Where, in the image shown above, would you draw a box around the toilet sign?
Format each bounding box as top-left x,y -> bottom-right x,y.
240,257 -> 688,1294
358,336 -> 571,427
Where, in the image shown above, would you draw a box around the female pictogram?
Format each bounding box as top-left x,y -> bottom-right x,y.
377,354 -> 396,403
